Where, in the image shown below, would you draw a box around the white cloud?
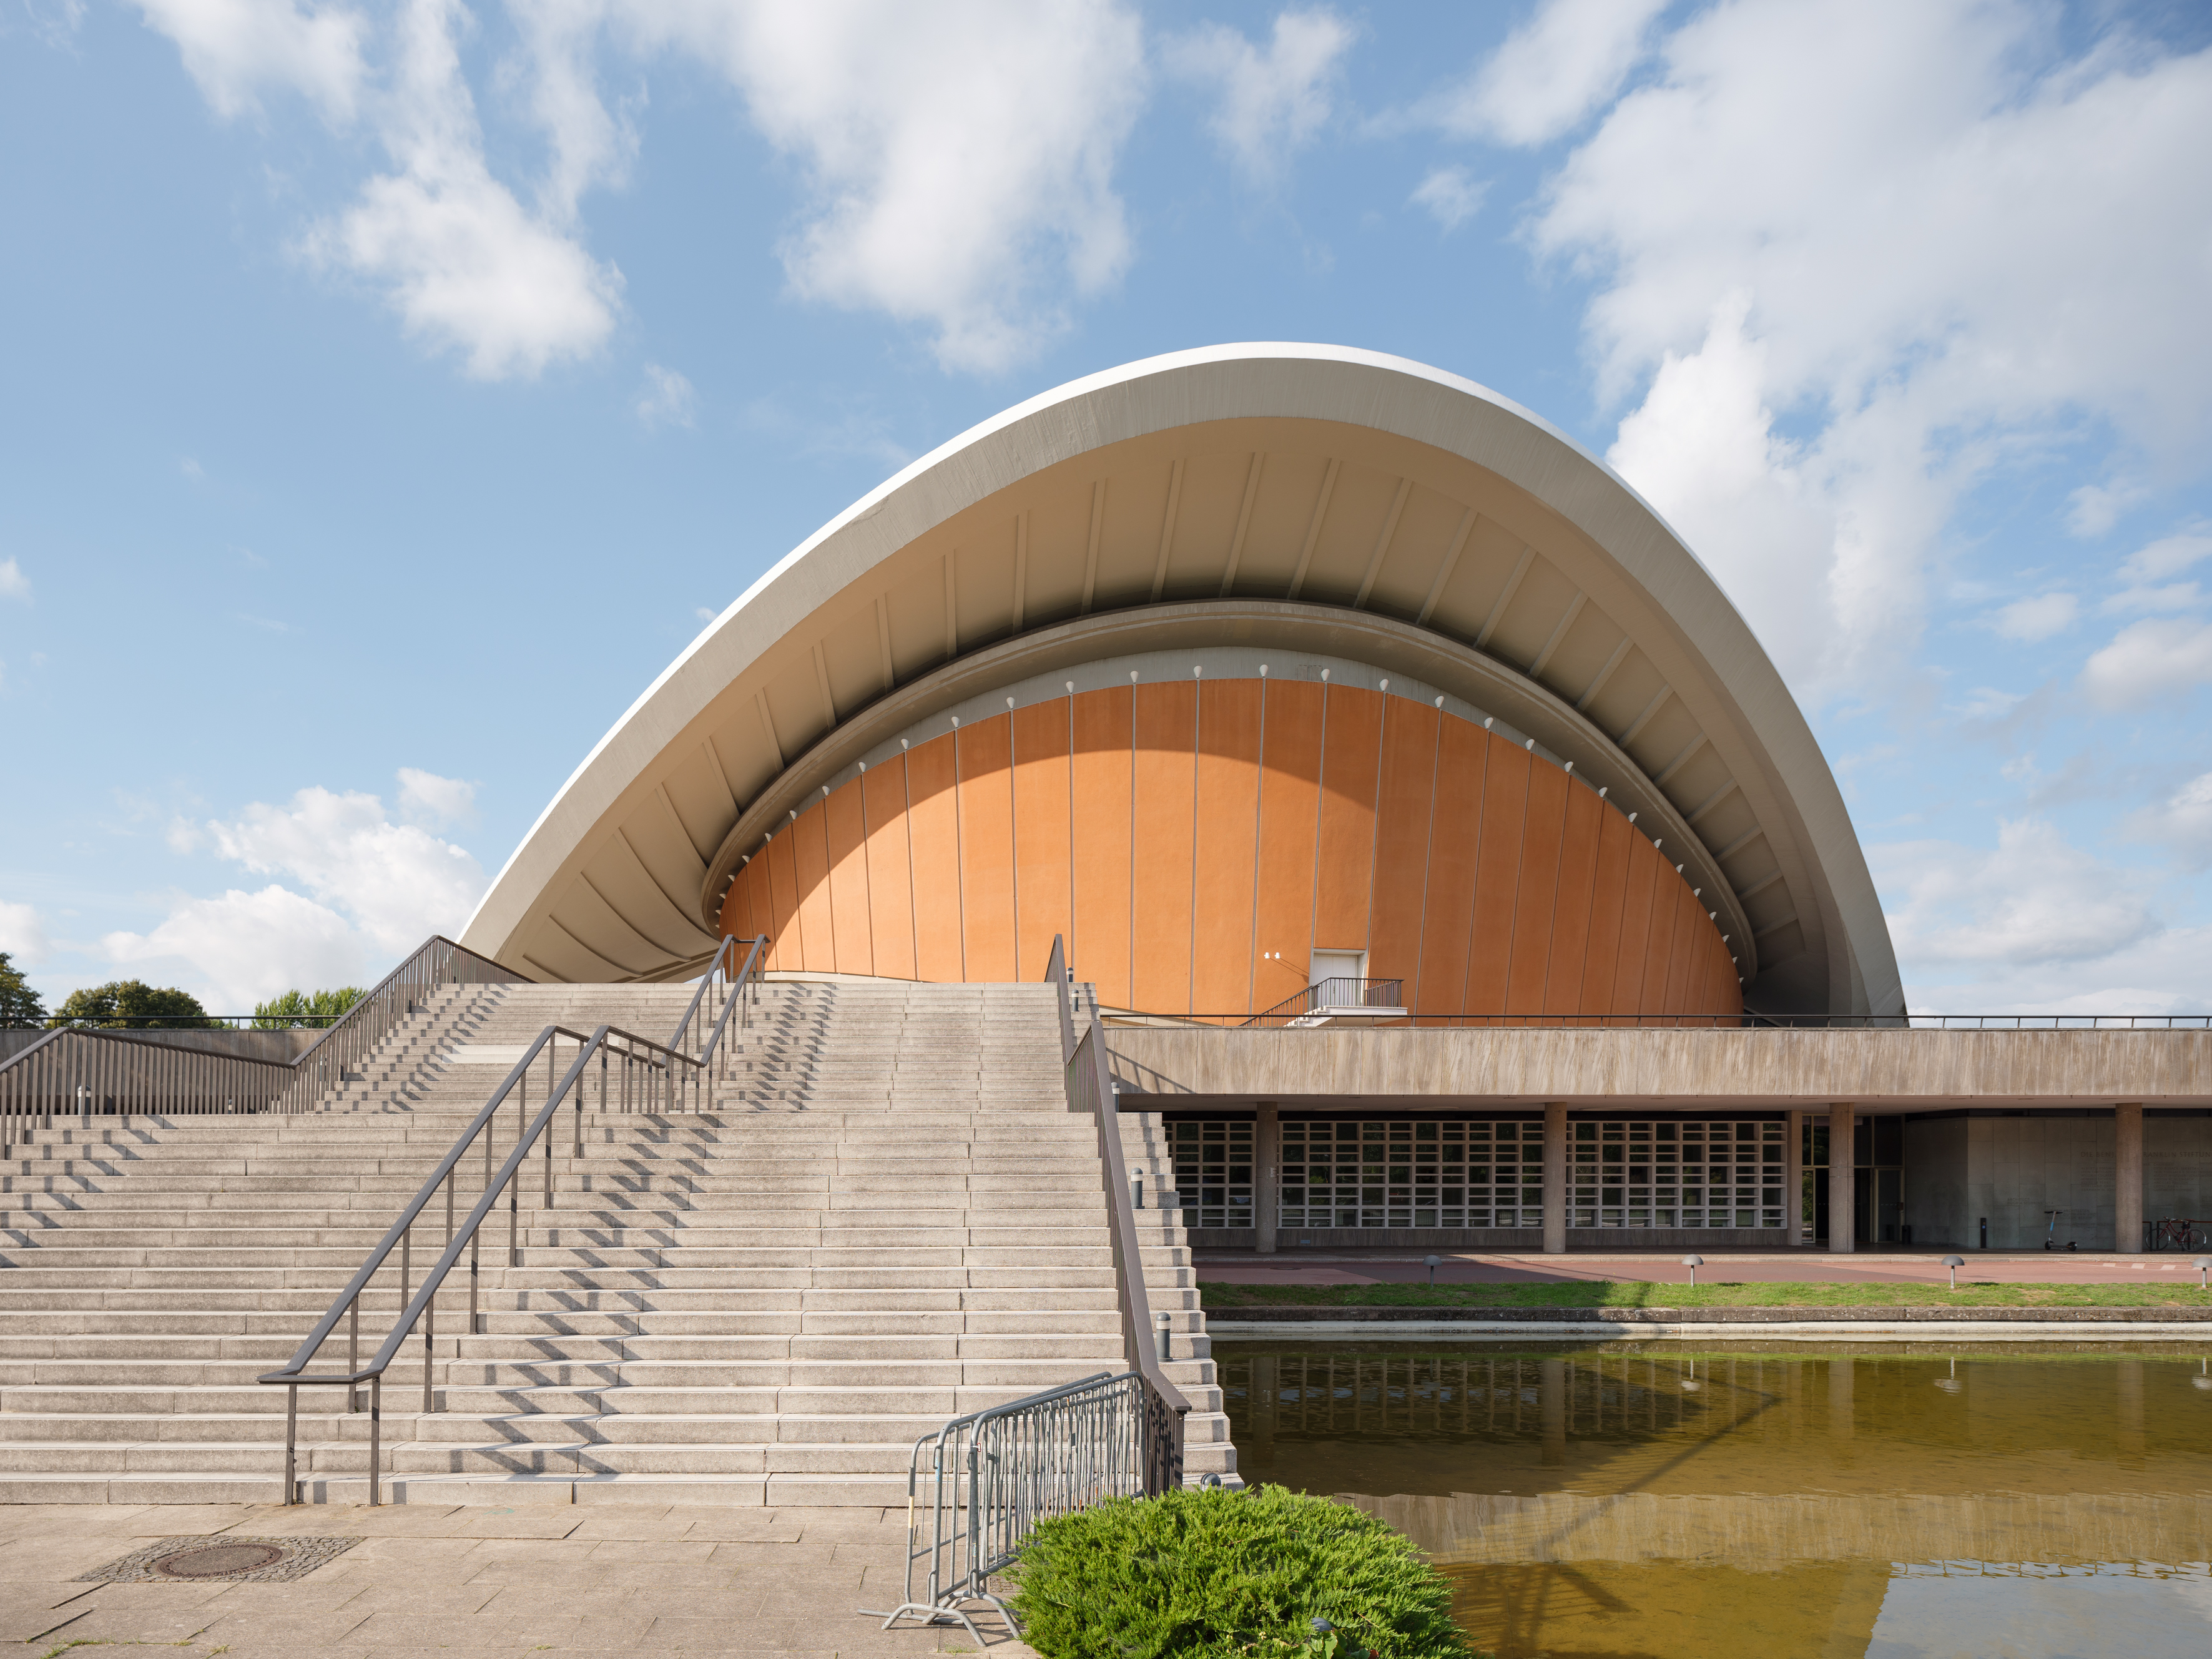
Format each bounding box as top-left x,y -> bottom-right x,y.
1434,0 -> 1666,147
106,770 -> 489,1008
1877,817 -> 2161,972
2082,617 -> 2212,710
2119,528 -> 2212,585
0,901 -> 51,966
1988,591 -> 2078,643
1409,165 -> 1485,232
25,0 -> 88,49
145,0 -> 1151,377
396,766 -> 476,827
1953,686 -> 2028,724
0,559 -> 27,601
1164,7 -> 1351,183
628,0 -> 1146,373
2100,526 -> 2212,613
1900,924 -> 2212,1017
2126,772 -> 2212,872
302,0 -> 622,380
636,362 -> 697,428
131,0 -> 366,121
2068,479 -> 2149,538
1535,0 -> 2212,701
202,779 -> 485,953
105,887 -> 364,1012
1607,292 -> 1851,676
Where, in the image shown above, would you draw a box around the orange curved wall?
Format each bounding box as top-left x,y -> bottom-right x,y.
715,678 -> 1744,1022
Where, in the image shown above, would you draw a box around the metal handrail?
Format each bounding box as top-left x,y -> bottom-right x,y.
1242,975 -> 1407,1028
1045,936 -> 1187,1492
254,934 -> 770,1504
0,1026 -> 298,1151
872,1370 -> 1153,1642
664,932 -> 743,1061
281,936 -> 531,1113
0,935 -> 532,1145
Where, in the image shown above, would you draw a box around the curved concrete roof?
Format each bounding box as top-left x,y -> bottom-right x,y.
461,344 -> 1901,1017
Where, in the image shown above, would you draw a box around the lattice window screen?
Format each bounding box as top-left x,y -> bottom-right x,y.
1278,1120 -> 1543,1231
1167,1120 -> 1253,1228
1568,1119 -> 1785,1229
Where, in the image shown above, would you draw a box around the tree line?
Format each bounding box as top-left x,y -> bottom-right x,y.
0,953 -> 363,1030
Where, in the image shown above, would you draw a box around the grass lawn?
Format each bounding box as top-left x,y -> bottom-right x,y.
1197,1279 -> 2212,1309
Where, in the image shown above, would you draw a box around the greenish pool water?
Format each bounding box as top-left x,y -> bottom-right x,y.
1219,1341 -> 2212,1658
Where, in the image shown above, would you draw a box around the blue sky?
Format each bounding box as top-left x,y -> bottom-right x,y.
4,0 -> 2211,1015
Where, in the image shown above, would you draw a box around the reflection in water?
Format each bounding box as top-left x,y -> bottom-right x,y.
1221,1342 -> 2212,1658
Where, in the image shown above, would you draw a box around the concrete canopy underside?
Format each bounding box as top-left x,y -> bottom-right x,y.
461,345 -> 1900,1018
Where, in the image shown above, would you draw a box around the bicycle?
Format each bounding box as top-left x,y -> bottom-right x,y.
2151,1217 -> 2205,1251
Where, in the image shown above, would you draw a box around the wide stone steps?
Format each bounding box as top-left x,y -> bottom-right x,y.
0,977 -> 1237,1504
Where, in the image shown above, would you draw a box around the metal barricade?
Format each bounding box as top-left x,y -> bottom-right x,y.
868,1371 -> 1158,1643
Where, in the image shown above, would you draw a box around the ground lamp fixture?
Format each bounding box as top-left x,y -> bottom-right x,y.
1942,1254 -> 1966,1289
1424,1254 -> 1442,1286
1156,1311 -> 1172,1362
1682,1254 -> 1703,1287
2195,1256 -> 2212,1291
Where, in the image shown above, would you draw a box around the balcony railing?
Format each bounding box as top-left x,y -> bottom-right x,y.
1242,976 -> 1408,1028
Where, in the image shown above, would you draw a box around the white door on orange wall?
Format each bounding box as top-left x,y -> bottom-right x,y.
1309,950 -> 1365,991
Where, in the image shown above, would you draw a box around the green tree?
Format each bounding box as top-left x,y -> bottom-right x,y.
251,987 -> 365,1028
0,953 -> 46,1028
51,980 -> 222,1029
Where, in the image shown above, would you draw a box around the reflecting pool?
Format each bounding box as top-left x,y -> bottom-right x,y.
1219,1341 -> 2212,1658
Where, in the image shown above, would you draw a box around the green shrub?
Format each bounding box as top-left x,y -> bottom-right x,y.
1008,1485 -> 1473,1659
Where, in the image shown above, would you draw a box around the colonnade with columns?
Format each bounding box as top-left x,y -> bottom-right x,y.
1239,1098 -> 2153,1253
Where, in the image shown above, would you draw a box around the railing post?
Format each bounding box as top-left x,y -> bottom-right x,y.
368,1374 -> 382,1508
283,1384 -> 298,1505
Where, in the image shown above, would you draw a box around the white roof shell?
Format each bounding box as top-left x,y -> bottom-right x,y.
461,344 -> 1901,1017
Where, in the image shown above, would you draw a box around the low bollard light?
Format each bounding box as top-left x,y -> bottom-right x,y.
1424,1254 -> 1442,1286
1942,1253 -> 1966,1289
1682,1254 -> 1703,1287
1133,1173 -> 1144,1209
1156,1311 -> 1172,1361
2195,1256 -> 2212,1291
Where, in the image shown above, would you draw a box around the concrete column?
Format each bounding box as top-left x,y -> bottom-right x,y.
1829,1103 -> 1856,1253
1540,1357 -> 1567,1466
1251,1356 -> 1277,1464
1785,1108 -> 1804,1247
2118,1358 -> 2145,1460
1543,1101 -> 1568,1254
2115,1102 -> 2143,1254
1255,1102 -> 1279,1255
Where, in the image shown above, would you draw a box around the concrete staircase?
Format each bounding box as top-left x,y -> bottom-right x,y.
0,977 -> 1234,1504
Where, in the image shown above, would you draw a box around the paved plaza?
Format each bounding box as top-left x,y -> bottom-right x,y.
0,1501 -> 1030,1658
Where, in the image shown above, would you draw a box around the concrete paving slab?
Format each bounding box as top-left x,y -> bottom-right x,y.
0,1500 -> 1035,1657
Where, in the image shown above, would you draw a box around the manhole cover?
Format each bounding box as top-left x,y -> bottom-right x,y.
77,1533 -> 362,1585
153,1543 -> 285,1578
